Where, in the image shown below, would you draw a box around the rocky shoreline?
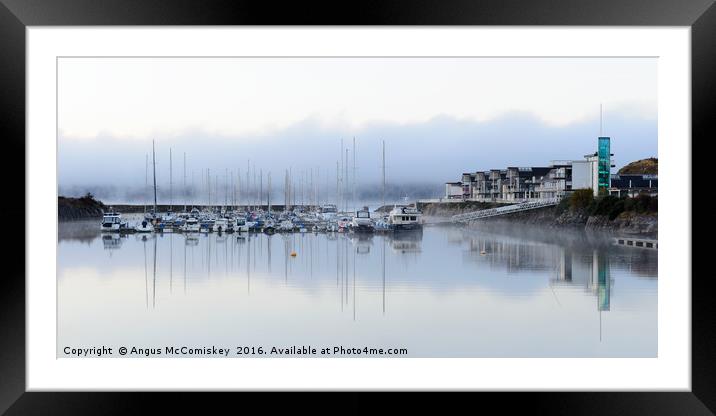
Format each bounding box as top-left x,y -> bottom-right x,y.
58,195 -> 106,221
421,202 -> 657,236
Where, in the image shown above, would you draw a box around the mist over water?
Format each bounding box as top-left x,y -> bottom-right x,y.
58,220 -> 657,358
58,111 -> 656,203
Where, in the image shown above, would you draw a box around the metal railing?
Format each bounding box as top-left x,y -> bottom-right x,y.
451,197 -> 561,223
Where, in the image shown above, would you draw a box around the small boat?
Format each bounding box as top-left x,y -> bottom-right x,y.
374,218 -> 391,233
183,217 -> 200,232
100,212 -> 130,232
387,206 -> 423,231
199,219 -> 213,233
223,217 -> 236,233
279,220 -> 294,232
319,204 -> 338,221
337,216 -> 352,232
351,207 -> 374,233
134,219 -> 154,233
234,217 -> 249,233
212,217 -> 228,233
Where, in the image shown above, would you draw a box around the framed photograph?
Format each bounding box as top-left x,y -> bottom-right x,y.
3,0 -> 712,412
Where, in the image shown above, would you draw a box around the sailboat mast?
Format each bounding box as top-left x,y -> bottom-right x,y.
183,152 -> 186,212
246,159 -> 250,211
152,140 -> 158,215
169,148 -> 173,212
352,137 -> 356,211
382,139 -> 386,210
144,153 -> 148,214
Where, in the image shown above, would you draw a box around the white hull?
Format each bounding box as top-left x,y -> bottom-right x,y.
134,224 -> 154,233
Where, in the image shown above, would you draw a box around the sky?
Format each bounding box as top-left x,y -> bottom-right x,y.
58,57 -> 657,202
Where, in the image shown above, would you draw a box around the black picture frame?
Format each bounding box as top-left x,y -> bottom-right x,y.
1,0 -> 711,413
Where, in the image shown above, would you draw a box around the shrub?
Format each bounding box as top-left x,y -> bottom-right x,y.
591,195 -> 620,216
555,196 -> 570,215
608,199 -> 625,220
635,193 -> 653,213
569,189 -> 594,211
623,196 -> 636,212
649,196 -> 658,212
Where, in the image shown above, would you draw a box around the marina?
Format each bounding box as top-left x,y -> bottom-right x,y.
59,219 -> 657,357
55,57 -> 660,361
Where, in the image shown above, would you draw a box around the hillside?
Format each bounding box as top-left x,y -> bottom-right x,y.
58,194 -> 106,221
618,157 -> 658,175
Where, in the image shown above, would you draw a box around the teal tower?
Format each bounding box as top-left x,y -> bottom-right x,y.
597,136 -> 611,192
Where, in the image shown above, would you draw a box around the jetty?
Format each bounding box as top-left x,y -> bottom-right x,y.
451,198 -> 561,223
613,237 -> 658,250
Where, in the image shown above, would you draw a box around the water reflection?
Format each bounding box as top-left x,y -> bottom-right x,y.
58,221 -> 657,357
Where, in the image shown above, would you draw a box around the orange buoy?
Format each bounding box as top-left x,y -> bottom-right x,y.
290,251 -> 297,257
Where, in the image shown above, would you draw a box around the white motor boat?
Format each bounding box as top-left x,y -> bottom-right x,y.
199,219 -> 212,233
320,204 -> 338,221
278,220 -> 294,232
234,217 -> 249,233
183,217 -> 200,232
100,212 -> 129,232
387,206 -> 423,231
351,207 -> 374,233
212,217 -> 228,233
134,219 -> 154,233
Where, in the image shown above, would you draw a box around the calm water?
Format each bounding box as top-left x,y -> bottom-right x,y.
58,218 -> 657,357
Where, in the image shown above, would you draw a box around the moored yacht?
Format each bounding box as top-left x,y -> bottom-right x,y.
278,219 -> 294,232
234,217 -> 249,233
350,207 -> 374,233
387,205 -> 423,231
212,217 -> 229,233
183,217 -> 200,232
319,204 -> 338,220
199,218 -> 213,233
100,212 -> 130,232
337,216 -> 352,232
134,219 -> 154,233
